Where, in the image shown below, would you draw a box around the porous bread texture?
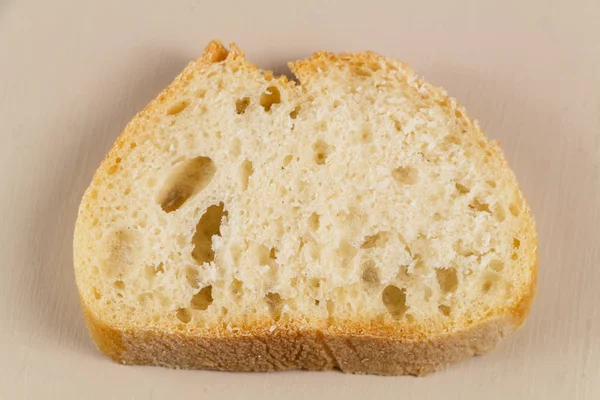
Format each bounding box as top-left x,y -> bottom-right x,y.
73,41 -> 537,375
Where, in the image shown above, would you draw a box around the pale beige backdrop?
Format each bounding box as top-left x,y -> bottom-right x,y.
1,0 -> 598,398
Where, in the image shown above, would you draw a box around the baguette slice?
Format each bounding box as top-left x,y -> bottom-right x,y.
74,41 -> 537,375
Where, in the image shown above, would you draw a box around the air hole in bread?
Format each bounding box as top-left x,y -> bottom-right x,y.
107,165 -> 119,175
392,166 -> 418,185
260,86 -> 281,112
513,238 -> 521,249
454,240 -> 474,257
269,247 -> 277,260
191,285 -> 213,310
113,280 -> 125,290
281,155 -> 293,168
360,128 -> 373,143
481,273 -> 500,294
445,133 -> 461,145
509,203 -> 521,217
361,234 -> 377,249
231,279 -> 243,297
235,97 -> 250,114
361,231 -> 389,249
382,285 -> 408,319
239,159 -> 253,190
176,308 -> 192,323
167,100 -> 190,116
438,305 -> 451,316
391,117 -> 402,132
257,245 -> 275,266
289,105 -> 301,119
313,140 -> 330,165
469,198 -> 492,214
145,263 -> 162,279
482,280 -> 493,294
191,203 -> 227,265
92,287 -> 102,300
361,260 -> 379,284
493,205 -> 506,222
486,180 -> 497,188
308,212 -> 320,231
488,260 -> 505,272
265,292 -> 283,321
277,186 -> 288,199
455,182 -> 470,194
158,156 -> 216,213
405,314 -> 414,323
436,267 -> 458,293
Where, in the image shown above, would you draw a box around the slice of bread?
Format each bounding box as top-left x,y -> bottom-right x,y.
73,41 -> 537,375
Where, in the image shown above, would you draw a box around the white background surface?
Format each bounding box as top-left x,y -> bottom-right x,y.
1,0 -> 598,398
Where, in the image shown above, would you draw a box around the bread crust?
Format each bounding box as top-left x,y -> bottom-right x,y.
74,40 -> 538,375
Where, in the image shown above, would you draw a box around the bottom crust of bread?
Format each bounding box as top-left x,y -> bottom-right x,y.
82,284 -> 533,376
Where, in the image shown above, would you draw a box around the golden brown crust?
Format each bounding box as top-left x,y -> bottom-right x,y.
82,299 -> 526,375
74,40 -> 538,375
